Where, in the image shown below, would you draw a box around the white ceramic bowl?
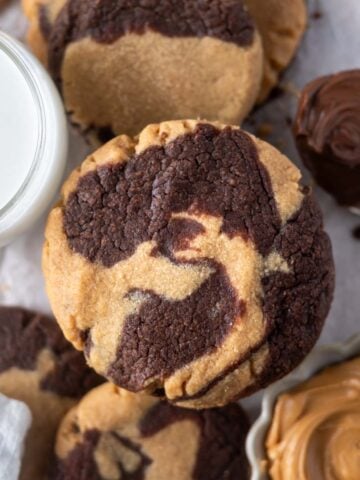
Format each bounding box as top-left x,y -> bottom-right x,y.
246,334 -> 360,480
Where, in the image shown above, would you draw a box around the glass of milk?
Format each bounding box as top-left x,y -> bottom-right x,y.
0,32 -> 68,247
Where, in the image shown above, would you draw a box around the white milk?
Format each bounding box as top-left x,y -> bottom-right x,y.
0,33 -> 68,246
0,48 -> 39,210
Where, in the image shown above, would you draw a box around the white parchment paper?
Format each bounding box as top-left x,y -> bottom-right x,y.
0,0 -> 359,421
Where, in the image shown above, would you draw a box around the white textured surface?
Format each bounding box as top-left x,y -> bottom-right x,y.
0,394 -> 32,480
0,0 -> 359,421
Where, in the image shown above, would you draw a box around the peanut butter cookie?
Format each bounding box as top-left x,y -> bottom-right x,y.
0,306 -> 103,480
43,119 -> 334,409
52,383 -> 250,480
245,0 -> 307,102
23,0 -> 263,141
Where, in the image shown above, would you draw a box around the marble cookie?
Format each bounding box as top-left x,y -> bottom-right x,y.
0,306 -> 103,480
23,0 -> 263,141
43,119 -> 334,409
52,383 -> 250,480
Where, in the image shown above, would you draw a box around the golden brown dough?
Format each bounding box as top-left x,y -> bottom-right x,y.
245,0 -> 307,102
23,0 -> 263,141
53,383 -> 250,480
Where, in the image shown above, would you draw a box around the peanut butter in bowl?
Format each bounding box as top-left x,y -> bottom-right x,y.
266,356 -> 360,480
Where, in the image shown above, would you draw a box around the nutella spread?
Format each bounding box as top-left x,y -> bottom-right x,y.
294,70 -> 360,206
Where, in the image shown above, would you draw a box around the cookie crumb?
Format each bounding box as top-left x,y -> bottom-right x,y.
267,85 -> 285,102
352,225 -> 360,240
256,123 -> 273,139
311,10 -> 323,20
282,81 -> 301,98
285,116 -> 293,127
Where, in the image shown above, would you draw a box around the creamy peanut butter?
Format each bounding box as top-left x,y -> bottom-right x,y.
266,356 -> 360,480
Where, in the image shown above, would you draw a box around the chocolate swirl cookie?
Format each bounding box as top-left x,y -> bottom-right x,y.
43,120 -> 334,409
294,70 -> 360,207
0,306 -> 104,480
23,0 -> 262,141
52,383 -> 250,480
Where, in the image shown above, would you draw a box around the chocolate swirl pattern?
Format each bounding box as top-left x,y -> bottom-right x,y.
24,0 -> 262,139
41,0 -> 256,85
52,384 -> 250,480
294,70 -> 360,206
266,356 -> 360,480
43,120 -> 334,408
0,307 -> 103,480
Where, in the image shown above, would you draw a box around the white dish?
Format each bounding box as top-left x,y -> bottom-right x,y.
246,334 -> 360,480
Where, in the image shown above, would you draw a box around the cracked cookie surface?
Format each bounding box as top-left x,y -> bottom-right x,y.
43,119 -> 334,408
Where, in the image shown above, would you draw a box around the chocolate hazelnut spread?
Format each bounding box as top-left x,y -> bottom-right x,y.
266,356 -> 360,480
294,70 -> 360,206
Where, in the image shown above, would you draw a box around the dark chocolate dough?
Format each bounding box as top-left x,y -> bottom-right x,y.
0,306 -> 103,397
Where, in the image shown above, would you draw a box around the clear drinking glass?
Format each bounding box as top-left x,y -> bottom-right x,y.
0,32 -> 68,247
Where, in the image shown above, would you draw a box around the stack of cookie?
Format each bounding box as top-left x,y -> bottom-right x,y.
1,0 -> 339,478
